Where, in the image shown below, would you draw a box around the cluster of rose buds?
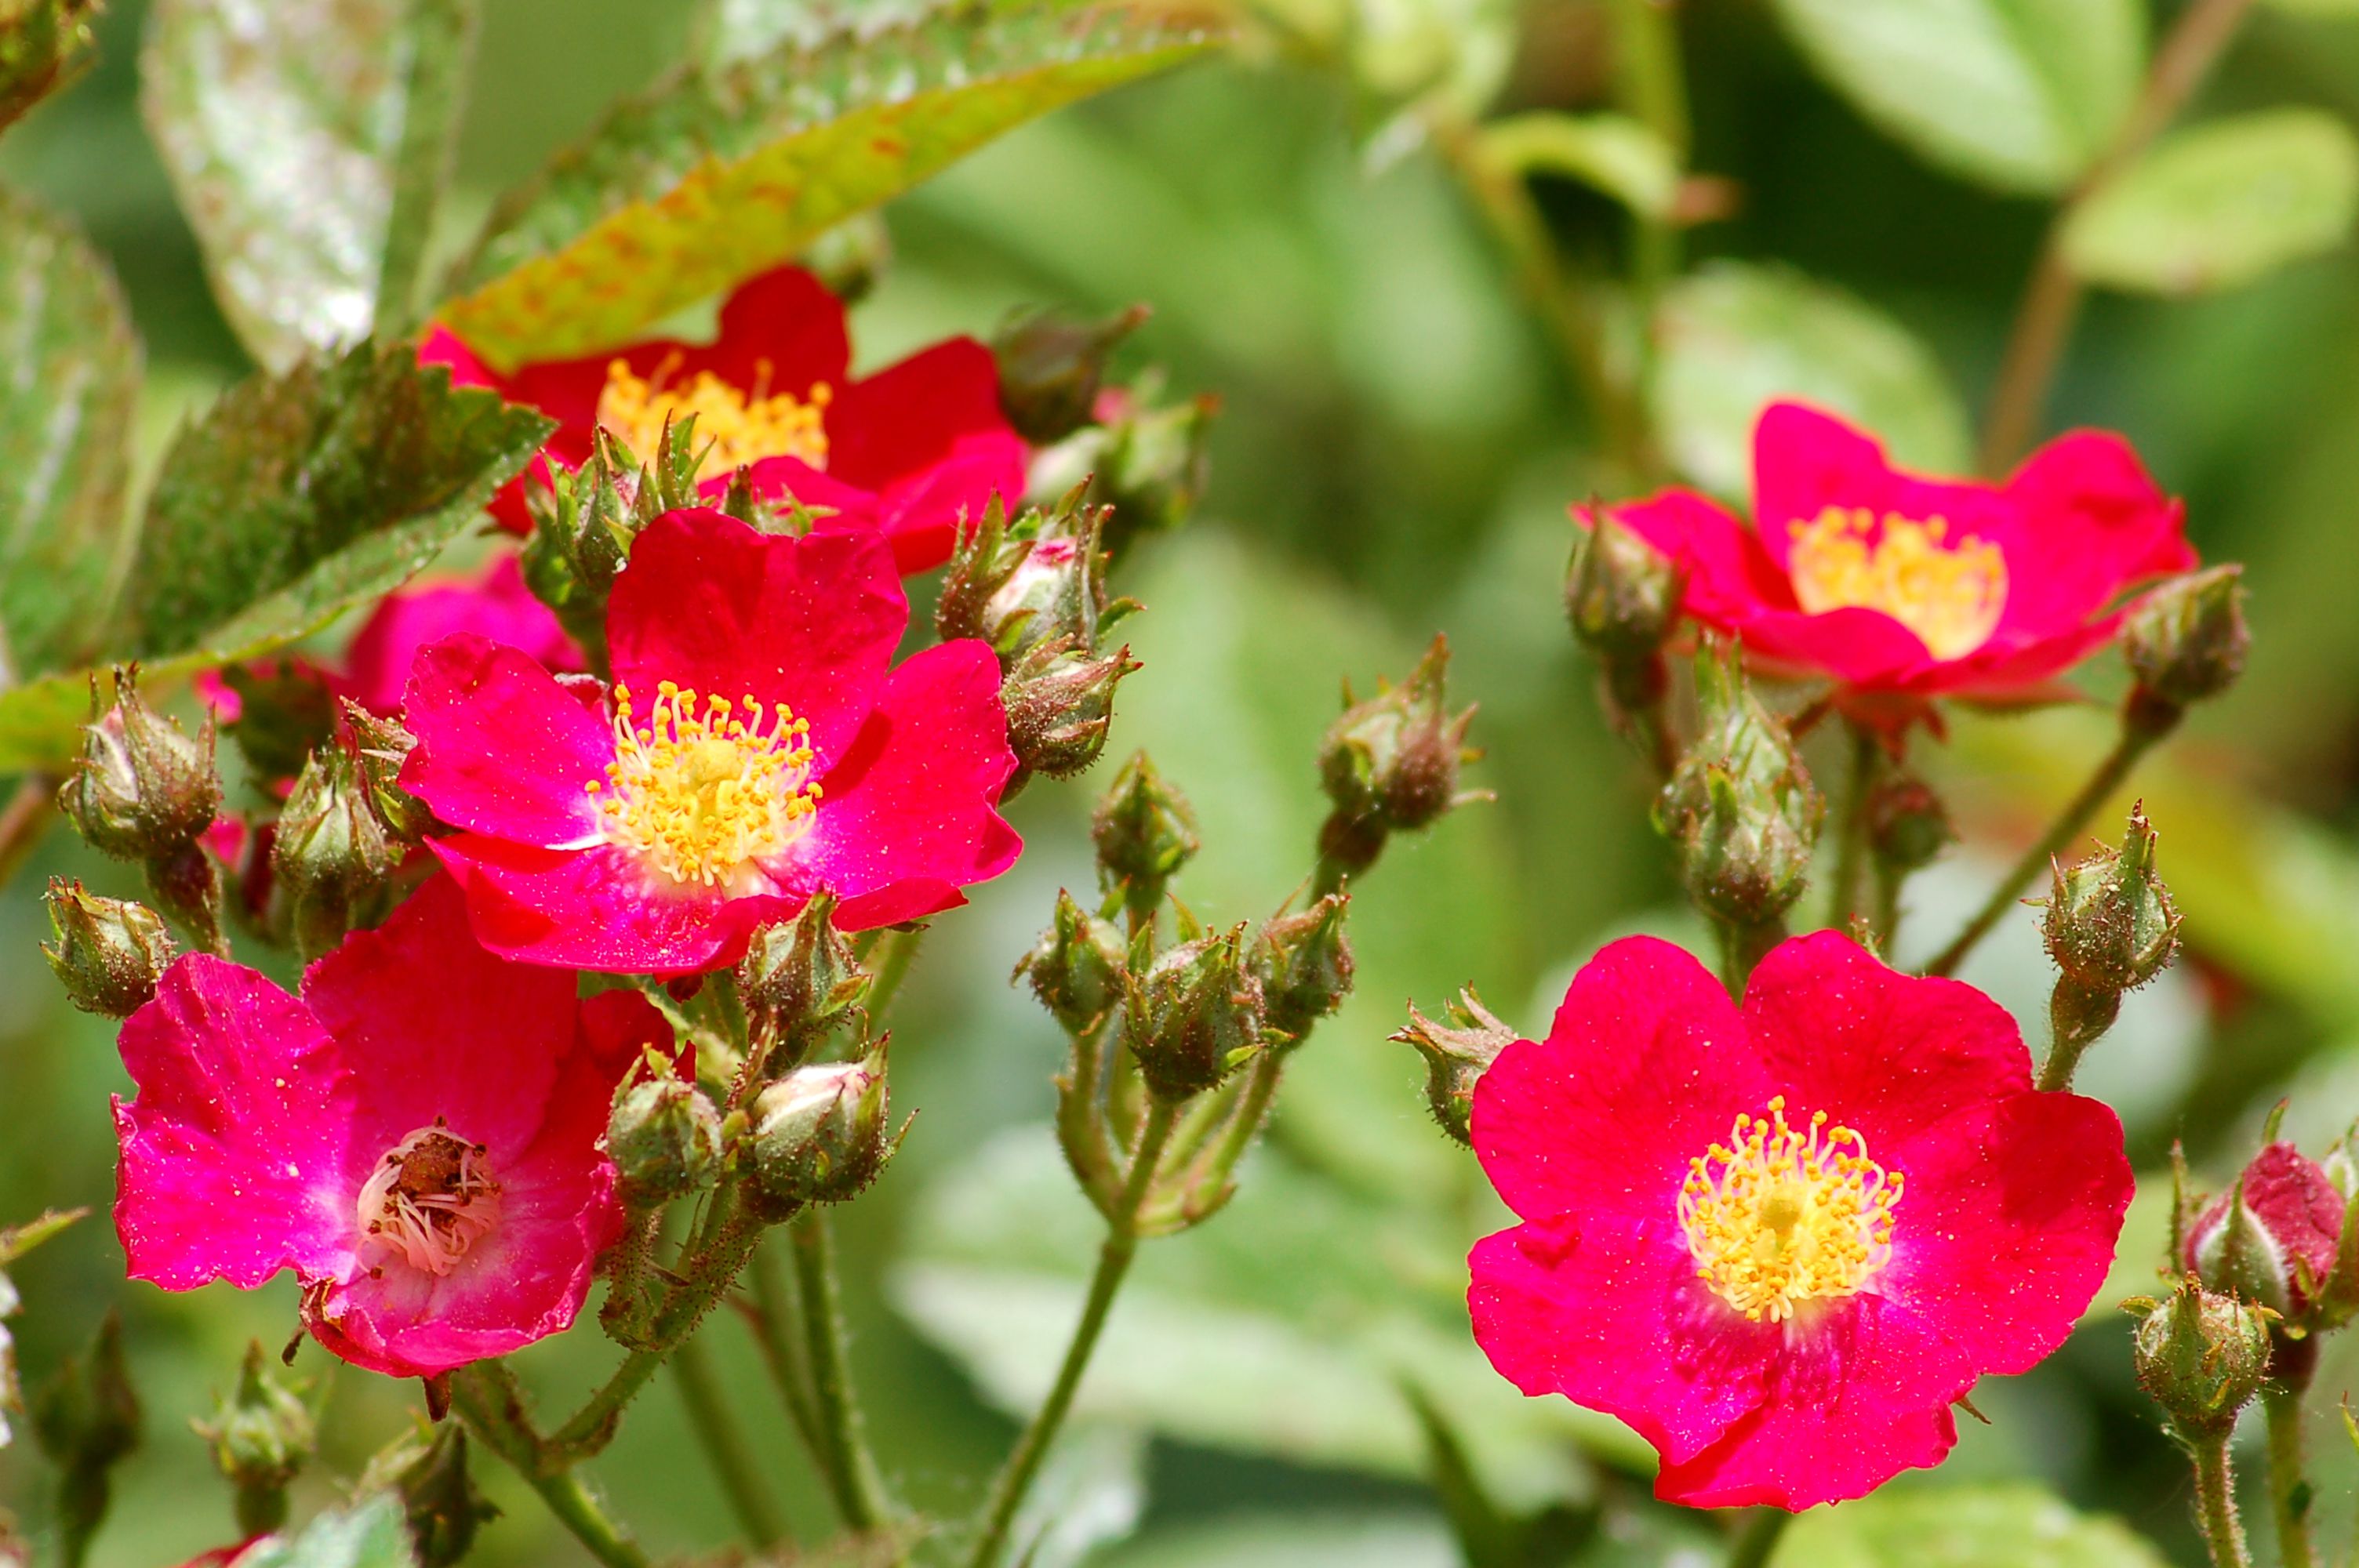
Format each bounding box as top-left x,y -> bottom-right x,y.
1313,636 -> 1483,893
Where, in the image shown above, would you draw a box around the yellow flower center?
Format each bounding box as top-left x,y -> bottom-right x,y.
589,681 -> 821,890
595,352 -> 831,481
355,1122 -> 500,1278
1787,507 -> 2008,660
1677,1096 -> 1903,1323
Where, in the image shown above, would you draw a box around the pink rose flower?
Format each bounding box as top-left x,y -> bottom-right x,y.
422,265 -> 1027,574
400,507 -> 1022,975
1468,931 -> 2132,1509
112,876 -> 671,1380
1591,401 -> 2197,724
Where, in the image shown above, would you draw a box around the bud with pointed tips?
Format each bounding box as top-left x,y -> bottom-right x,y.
736,896 -> 868,1070
33,1311 -> 140,1566
1316,637 -> 1483,889
936,496 -> 1031,648
2044,805 -> 2179,996
606,1074 -> 723,1210
1567,516 -> 1681,665
2130,1278 -> 2272,1439
340,703 -> 435,844
1017,891 -> 1130,1034
1394,988 -> 1517,1147
61,669 -> 222,862
1656,645 -> 1823,928
1004,638 -> 1140,791
1100,389 -> 1218,543
992,303 -> 1152,445
42,882 -> 174,1019
1253,894 -> 1354,1042
2125,564 -> 2248,713
748,1044 -> 895,1210
273,742 -> 402,964
396,1425 -> 498,1568
1092,753 -> 1200,915
1128,924 -> 1265,1102
2186,1142 -> 2349,1326
194,1343 -> 314,1537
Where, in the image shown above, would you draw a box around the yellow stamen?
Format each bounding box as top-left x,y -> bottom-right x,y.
354,1124 -> 500,1278
594,681 -> 820,891
595,351 -> 831,481
1787,508 -> 2008,660
1677,1096 -> 1903,1323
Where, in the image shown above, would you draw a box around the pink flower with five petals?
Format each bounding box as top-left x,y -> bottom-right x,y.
113,876 -> 671,1380
400,507 -> 1022,975
1468,931 -> 2131,1509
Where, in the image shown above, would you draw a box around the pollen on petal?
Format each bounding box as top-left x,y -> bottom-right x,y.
596,352 -> 831,481
594,681 -> 820,891
1786,507 -> 2007,661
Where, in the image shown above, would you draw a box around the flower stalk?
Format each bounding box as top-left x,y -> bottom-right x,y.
670,1333 -> 790,1548
789,1209 -> 896,1532
2264,1386 -> 2317,1568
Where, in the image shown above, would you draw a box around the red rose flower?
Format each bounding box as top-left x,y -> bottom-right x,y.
1468,932 -> 2130,1509
2184,1142 -> 2348,1319
1591,402 -> 2195,717
422,266 -> 1027,573
113,876 -> 672,1380
400,507 -> 1021,975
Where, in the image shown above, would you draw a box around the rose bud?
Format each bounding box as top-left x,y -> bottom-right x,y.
1126,924 -> 1265,1102
42,881 -> 174,1019
1252,894 -> 1354,1044
1392,986 -> 1516,1148
737,895 -> 868,1069
991,303 -> 1150,445
1002,638 -> 1140,790
2186,1142 -> 2349,1325
2125,564 -> 2248,714
272,743 -> 402,963
1092,752 -> 1200,916
1016,890 -> 1129,1035
61,668 -> 221,862
2130,1278 -> 2272,1440
194,1343 -> 314,1537
607,1075 -> 723,1210
748,1045 -> 894,1211
1656,646 -> 1823,931
2044,805 -> 2180,996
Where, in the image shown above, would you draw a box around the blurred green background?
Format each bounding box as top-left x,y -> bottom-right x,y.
8,1 -> 2359,1563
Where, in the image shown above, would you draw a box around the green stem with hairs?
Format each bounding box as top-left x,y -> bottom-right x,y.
671,1332 -> 791,1547
450,1365 -> 652,1568
1826,722 -> 1880,931
2193,1429 -> 2254,1568
790,1208 -> 896,1530
2266,1386 -> 2318,1568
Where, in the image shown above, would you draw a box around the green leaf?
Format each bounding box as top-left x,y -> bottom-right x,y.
1100,1515 -> 1459,1568
1650,261 -> 1971,501
141,0 -> 467,372
0,1208 -> 85,1268
1479,111 -> 1681,219
0,188 -> 140,683
2062,111 -> 2359,296
1770,0 -> 2144,195
1771,1483 -> 2171,1567
240,1494 -> 418,1568
0,343 -> 549,773
891,1129 -> 1637,1504
440,7 -> 1217,369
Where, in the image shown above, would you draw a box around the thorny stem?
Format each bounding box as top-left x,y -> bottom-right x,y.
2193,1428 -> 2255,1568
965,1099 -> 1180,1568
790,1208 -> 896,1531
373,0 -> 478,338
671,1331 -> 791,1548
1725,1508 -> 1790,1568
451,1367 -> 652,1568
2266,1386 -> 2318,1568
1926,705 -> 2175,978
1980,0 -> 2259,470
1826,722 -> 1881,931
0,775 -> 55,892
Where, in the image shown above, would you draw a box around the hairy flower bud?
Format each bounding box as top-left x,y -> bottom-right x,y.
61,669 -> 222,862
1100,388 -> 1218,542
2125,564 -> 2248,713
1003,638 -> 1140,790
194,1344 -> 314,1537
1253,894 -> 1354,1042
2044,805 -> 2179,996
1656,647 -> 1823,927
1016,890 -> 1129,1033
340,703 -> 436,844
991,303 -> 1151,445
1092,752 -> 1200,913
2186,1142 -> 2349,1324
935,497 -> 1032,648
736,896 -> 867,1069
1393,987 -> 1518,1147
33,1311 -> 140,1559
273,743 -> 401,963
394,1425 -> 499,1568
42,881 -> 174,1019
607,1076 -> 723,1210
1127,924 -> 1265,1102
748,1045 -> 893,1210
1567,516 -> 1681,664
2130,1279 -> 2272,1439
1316,637 -> 1481,885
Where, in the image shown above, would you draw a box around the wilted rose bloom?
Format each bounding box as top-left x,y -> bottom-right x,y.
1589,402 -> 2196,724
401,507 -> 1021,975
1468,932 -> 2131,1509
422,265 -> 1027,572
112,876 -> 671,1379
199,555 -> 580,728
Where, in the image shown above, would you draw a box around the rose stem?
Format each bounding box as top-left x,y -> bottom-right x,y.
789,1208 -> 896,1531
2193,1428 -> 2255,1568
670,1331 -> 791,1548
964,1098 -> 1179,1568
2265,1385 -> 2319,1568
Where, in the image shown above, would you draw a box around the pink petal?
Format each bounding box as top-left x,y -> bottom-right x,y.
1750,403 -> 2014,572
336,556 -> 579,717
865,429 -> 1030,575
1724,604 -> 1941,689
1470,1217 -> 1779,1467
771,638 -> 1021,931
114,957 -> 356,1290
1652,1296 -> 1965,1508
427,834 -> 797,975
401,633 -> 612,846
605,509 -> 904,765
1994,429 -> 2197,634
827,337 -> 1009,488
1596,490 -> 1796,622
1470,935 -> 1765,1227
699,264 -> 853,397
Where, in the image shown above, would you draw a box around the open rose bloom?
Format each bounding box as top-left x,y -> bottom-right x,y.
423,265 -> 1027,572
402,507 -> 1021,975
1594,402 -> 2197,722
1468,932 -> 2132,1508
113,877 -> 672,1379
